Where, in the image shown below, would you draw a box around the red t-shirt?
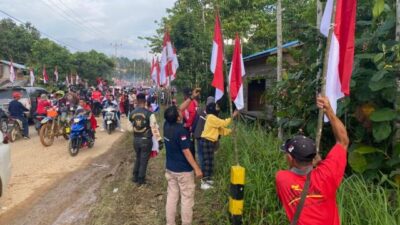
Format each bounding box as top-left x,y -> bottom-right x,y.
181,99 -> 198,131
276,144 -> 347,225
36,99 -> 51,115
91,91 -> 102,102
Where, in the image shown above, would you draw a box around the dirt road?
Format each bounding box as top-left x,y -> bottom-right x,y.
0,117 -> 131,225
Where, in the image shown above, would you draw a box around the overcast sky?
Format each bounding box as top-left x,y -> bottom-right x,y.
0,0 -> 176,60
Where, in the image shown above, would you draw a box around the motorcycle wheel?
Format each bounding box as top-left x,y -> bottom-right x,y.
40,123 -> 55,147
68,138 -> 80,156
0,118 -> 8,133
9,123 -> 20,142
107,124 -> 112,135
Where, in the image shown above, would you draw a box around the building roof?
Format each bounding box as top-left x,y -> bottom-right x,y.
0,60 -> 27,70
242,40 -> 302,62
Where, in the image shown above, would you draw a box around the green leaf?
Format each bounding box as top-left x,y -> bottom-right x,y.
373,53 -> 384,63
371,70 -> 388,82
370,108 -> 397,122
369,77 -> 395,91
349,152 -> 368,173
372,122 -> 392,142
354,146 -> 378,154
372,0 -> 385,19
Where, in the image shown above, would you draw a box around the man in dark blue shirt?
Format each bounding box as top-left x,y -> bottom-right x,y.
8,91 -> 29,138
163,106 -> 202,225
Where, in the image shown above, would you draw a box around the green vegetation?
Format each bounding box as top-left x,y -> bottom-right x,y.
0,18 -> 115,84
197,124 -> 400,224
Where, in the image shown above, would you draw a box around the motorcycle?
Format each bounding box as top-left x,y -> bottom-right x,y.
68,113 -> 95,156
7,117 -> 23,142
34,114 -> 46,133
0,108 -> 9,133
103,106 -> 118,135
39,106 -> 70,147
92,100 -> 102,117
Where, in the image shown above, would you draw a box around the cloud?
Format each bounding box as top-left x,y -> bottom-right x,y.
0,0 -> 175,59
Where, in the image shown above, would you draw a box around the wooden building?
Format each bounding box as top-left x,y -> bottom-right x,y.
0,60 -> 28,87
241,40 -> 302,121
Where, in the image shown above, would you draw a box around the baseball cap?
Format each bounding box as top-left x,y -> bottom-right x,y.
281,135 -> 317,162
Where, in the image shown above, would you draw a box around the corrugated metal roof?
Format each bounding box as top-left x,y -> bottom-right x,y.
242,40 -> 301,62
0,60 -> 27,70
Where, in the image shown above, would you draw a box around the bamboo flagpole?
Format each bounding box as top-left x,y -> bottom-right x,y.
315,0 -> 337,153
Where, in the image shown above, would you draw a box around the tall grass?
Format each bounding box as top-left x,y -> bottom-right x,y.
199,123 -> 400,225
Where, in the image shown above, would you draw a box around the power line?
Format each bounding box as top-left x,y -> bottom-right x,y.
54,0 -> 107,37
38,0 -> 101,39
0,9 -> 80,51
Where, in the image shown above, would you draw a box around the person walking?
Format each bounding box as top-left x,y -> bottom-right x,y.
276,96 -> 349,225
129,93 -> 161,185
163,106 -> 203,225
200,103 -> 238,190
8,92 -> 30,139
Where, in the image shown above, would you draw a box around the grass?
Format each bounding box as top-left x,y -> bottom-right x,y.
197,123 -> 400,225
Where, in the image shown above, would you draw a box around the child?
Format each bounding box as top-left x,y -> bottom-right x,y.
200,103 -> 238,190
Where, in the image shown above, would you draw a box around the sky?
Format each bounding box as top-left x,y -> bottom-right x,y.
0,0 -> 176,60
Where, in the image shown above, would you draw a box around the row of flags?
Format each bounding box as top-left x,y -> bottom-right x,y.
150,31 -> 179,87
9,62 -> 80,86
152,0 -> 355,115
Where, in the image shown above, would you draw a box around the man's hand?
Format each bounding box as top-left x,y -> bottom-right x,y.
232,110 -> 240,118
194,168 -> 203,179
317,96 -> 333,114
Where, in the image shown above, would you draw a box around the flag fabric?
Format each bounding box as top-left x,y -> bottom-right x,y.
54,66 -> 59,82
43,66 -> 48,84
320,0 -> 357,120
160,31 -> 175,86
229,34 -> 246,110
29,68 -> 35,86
76,74 -> 80,85
156,58 -> 161,86
150,57 -> 157,84
210,13 -> 225,102
9,61 -> 15,83
170,48 -> 179,81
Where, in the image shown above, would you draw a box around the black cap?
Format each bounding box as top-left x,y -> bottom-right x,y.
137,93 -> 146,100
281,135 -> 316,162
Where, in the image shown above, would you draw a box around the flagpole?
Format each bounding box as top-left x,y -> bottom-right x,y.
315,0 -> 337,154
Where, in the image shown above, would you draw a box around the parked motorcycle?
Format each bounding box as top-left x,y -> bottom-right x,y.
68,113 -> 94,156
7,117 -> 23,142
39,106 -> 70,147
0,108 -> 9,133
103,106 -> 117,135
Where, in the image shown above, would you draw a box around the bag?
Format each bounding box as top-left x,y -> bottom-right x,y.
290,172 -> 311,225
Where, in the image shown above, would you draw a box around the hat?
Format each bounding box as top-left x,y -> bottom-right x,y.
206,96 -> 215,105
281,135 -> 316,162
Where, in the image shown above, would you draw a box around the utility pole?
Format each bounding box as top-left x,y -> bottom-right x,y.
276,0 -> 283,139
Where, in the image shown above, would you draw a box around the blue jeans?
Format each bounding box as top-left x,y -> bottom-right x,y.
16,116 -> 29,137
196,139 -> 204,171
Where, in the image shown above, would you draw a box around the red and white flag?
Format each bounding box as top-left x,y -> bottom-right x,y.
160,31 -> 174,86
210,14 -> 224,102
320,0 -> 357,120
54,66 -> 59,82
170,48 -> 179,81
65,74 -> 70,86
9,61 -> 15,83
75,74 -> 80,85
229,34 -> 246,110
29,68 -> 35,86
43,66 -> 49,84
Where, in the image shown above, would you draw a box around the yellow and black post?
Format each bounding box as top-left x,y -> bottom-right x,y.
229,165 -> 245,225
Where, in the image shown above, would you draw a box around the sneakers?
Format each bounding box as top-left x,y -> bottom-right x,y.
201,180 -> 213,190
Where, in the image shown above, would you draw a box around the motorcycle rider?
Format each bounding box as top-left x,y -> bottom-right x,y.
101,95 -> 123,132
8,91 -> 30,139
77,99 -> 97,138
35,94 -> 51,130
129,93 -> 162,185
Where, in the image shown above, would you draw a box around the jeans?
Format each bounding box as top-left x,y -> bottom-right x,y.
165,170 -> 195,225
133,137 -> 152,184
15,116 -> 29,137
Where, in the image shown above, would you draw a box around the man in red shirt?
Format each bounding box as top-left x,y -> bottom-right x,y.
276,96 -> 349,225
